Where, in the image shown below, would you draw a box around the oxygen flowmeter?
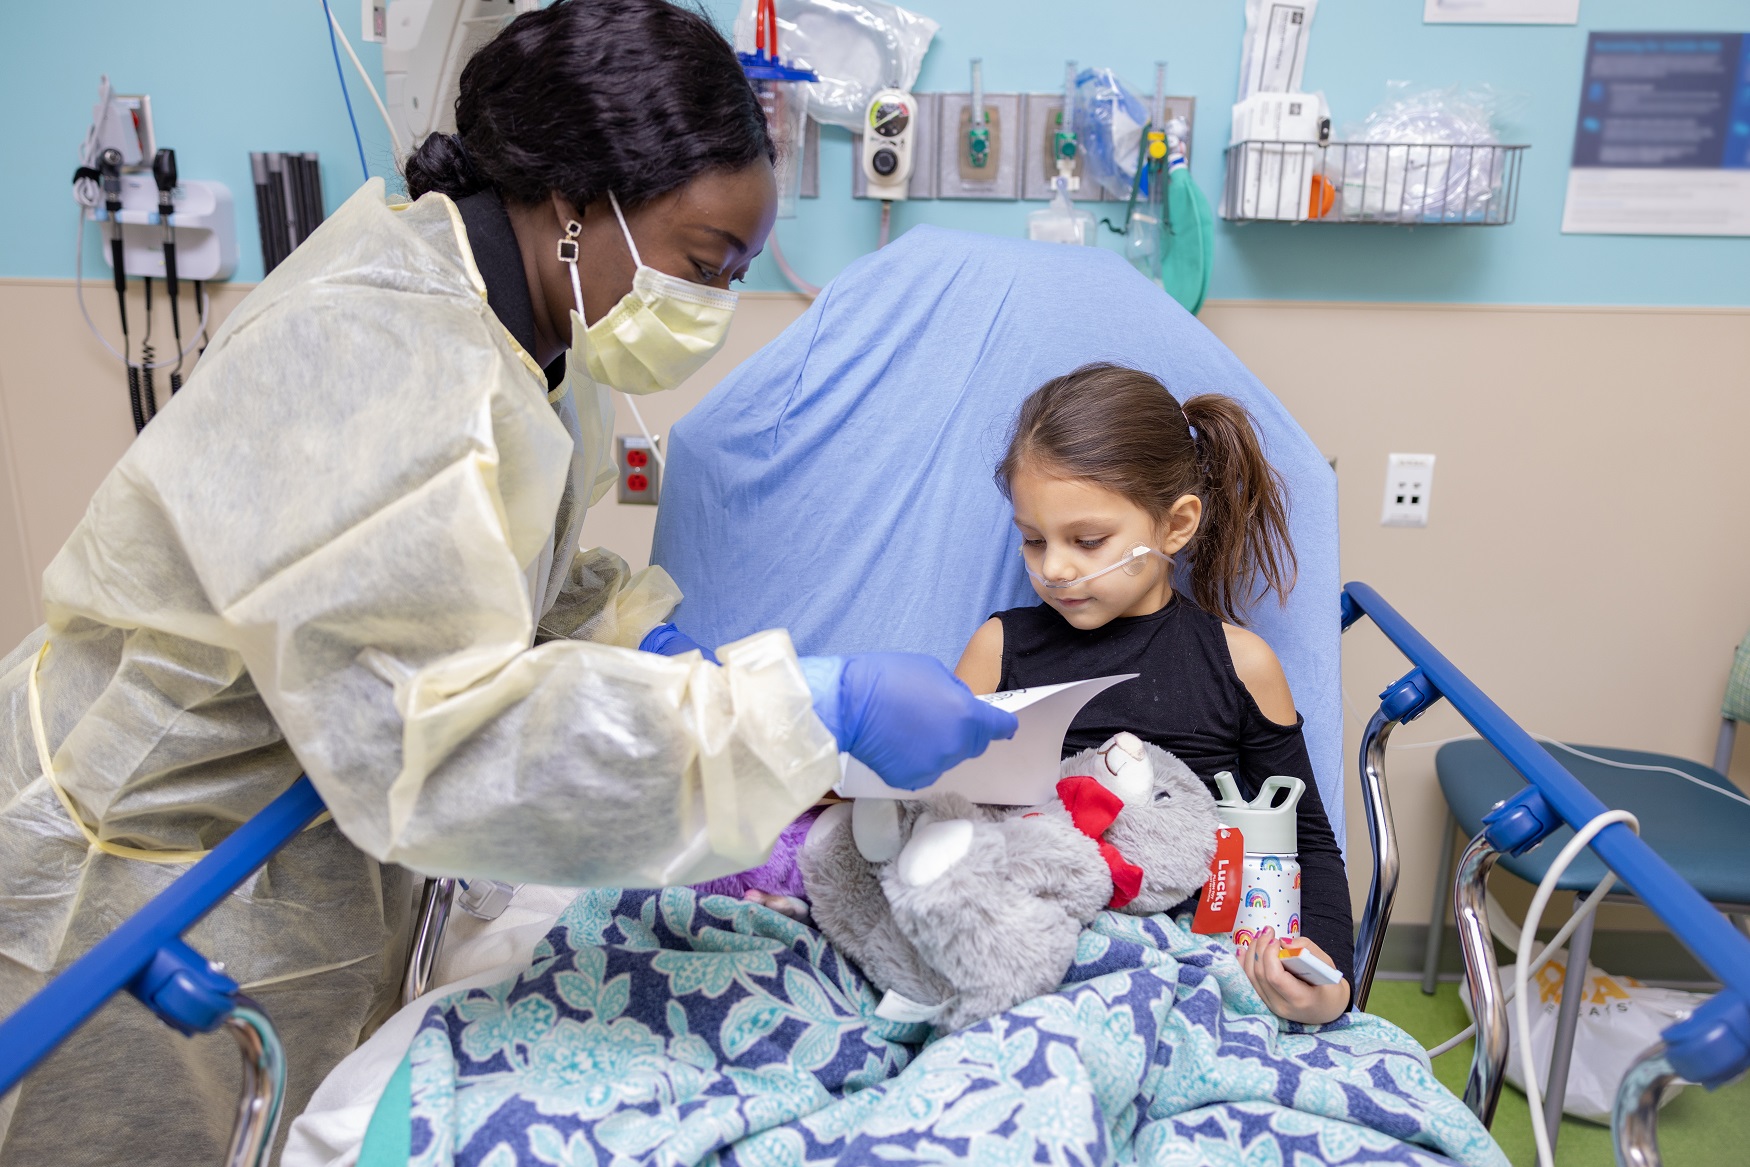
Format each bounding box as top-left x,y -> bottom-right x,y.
861,88 -> 917,201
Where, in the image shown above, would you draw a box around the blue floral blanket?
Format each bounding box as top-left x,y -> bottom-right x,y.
386,888 -> 1504,1167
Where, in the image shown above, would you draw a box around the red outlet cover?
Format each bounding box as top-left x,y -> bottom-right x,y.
627,473 -> 649,492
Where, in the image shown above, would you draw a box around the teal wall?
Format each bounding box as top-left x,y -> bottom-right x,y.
6,0 -> 1746,304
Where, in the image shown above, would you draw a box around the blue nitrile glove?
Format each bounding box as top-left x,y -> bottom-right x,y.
798,653 -> 1019,791
639,623 -> 718,664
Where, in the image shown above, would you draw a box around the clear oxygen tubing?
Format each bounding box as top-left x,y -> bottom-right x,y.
1518,810 -> 1642,1167
877,201 -> 893,248
324,1 -> 406,159
769,227 -> 820,298
1023,543 -> 1168,590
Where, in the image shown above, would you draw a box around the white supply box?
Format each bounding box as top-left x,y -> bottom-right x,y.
1230,92 -> 1326,220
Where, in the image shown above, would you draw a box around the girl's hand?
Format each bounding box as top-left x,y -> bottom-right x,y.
742,889 -> 811,924
1236,928 -> 1349,1025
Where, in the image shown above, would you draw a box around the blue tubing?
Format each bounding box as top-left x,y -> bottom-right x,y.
0,776 -> 326,1096
1343,582 -> 1750,1086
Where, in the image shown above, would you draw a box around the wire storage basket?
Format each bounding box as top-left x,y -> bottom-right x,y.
1221,141 -> 1527,225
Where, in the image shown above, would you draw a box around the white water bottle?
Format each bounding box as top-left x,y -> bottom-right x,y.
1212,772 -> 1305,945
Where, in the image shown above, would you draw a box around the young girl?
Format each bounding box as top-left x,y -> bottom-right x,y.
955,361 -> 1353,1025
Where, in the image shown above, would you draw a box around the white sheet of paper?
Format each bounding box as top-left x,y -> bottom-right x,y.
834,674 -> 1139,805
1423,0 -> 1578,24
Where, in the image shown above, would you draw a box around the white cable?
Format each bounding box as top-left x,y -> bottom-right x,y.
74,75 -> 113,210
620,393 -> 666,473
769,228 -> 819,298
1422,874 -> 1618,1059
326,8 -> 405,158
1518,809 -> 1640,1167
1341,686 -> 1750,805
1541,737 -> 1750,809
74,209 -> 211,369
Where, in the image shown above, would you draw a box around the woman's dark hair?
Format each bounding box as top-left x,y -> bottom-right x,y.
404,0 -> 775,210
997,362 -> 1296,625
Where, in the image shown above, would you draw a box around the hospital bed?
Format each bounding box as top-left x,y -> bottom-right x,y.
3,228 -> 1747,1166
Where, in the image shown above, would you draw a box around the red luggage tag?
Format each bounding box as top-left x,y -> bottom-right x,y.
1191,826 -> 1245,935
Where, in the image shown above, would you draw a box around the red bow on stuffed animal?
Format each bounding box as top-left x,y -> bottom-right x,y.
1056,776 -> 1144,909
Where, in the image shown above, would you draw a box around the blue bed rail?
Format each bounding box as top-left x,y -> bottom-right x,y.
0,776 -> 325,1096
1342,581 -> 1750,1091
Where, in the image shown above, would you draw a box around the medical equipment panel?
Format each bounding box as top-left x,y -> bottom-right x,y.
851,92 -> 937,199
87,174 -> 237,283
860,88 -> 920,201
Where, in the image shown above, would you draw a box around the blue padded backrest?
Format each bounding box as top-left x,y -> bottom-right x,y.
653,226 -> 1343,846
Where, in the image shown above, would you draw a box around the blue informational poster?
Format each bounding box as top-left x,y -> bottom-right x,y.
1562,32 -> 1750,236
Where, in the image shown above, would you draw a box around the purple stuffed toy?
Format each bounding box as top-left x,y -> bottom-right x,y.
688,806 -> 822,920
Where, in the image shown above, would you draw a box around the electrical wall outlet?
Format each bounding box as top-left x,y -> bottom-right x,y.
1381,453 -> 1435,527
617,435 -> 660,506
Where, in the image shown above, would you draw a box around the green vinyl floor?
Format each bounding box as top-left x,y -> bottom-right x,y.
1365,979 -> 1749,1166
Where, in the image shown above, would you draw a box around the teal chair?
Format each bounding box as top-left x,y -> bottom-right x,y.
1421,630 -> 1750,1147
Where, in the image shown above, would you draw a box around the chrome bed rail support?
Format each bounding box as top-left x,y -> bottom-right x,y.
223,999 -> 287,1167
1352,707 -> 1401,1011
1454,833 -> 1508,1126
403,877 -> 458,1006
1613,1042 -> 1678,1167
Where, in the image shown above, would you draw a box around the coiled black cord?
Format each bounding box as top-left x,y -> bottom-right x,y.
126,364 -> 146,433
139,278 -> 159,425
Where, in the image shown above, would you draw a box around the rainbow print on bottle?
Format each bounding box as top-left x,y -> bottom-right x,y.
1213,771 -> 1305,944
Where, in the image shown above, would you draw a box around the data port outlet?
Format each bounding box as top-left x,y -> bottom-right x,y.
1381,453 -> 1435,527
617,435 -> 660,505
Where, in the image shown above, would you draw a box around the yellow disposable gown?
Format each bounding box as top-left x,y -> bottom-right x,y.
0,181 -> 838,1164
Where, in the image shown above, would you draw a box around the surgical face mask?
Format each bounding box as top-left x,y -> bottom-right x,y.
1022,542 -> 1169,590
558,192 -> 738,396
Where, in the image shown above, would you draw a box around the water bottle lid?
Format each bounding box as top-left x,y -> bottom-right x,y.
1211,772 -> 1303,854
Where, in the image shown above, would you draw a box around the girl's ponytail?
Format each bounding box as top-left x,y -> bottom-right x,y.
1181,394 -> 1296,623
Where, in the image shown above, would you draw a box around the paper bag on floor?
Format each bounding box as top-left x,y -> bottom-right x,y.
1463,954 -> 1703,1123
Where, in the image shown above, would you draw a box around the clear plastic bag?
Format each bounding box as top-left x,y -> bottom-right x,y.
734,0 -> 939,131
1073,67 -> 1150,195
1339,83 -> 1513,223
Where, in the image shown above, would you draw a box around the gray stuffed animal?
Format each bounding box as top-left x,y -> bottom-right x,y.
798,732 -> 1220,1032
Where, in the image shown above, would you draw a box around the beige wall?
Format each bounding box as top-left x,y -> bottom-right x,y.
3,280 -> 1745,933
1201,301 -> 1750,931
